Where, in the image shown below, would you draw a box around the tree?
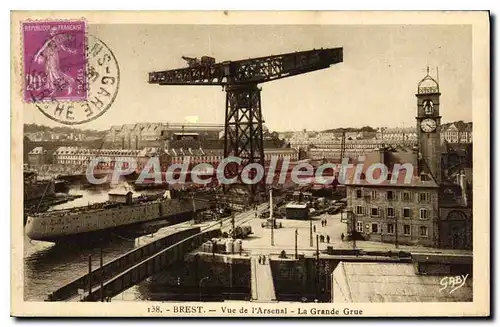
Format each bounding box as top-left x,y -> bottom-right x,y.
360,126 -> 376,133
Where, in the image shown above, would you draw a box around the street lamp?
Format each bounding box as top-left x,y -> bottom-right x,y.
309,210 -> 313,247
270,187 -> 274,246
199,276 -> 210,302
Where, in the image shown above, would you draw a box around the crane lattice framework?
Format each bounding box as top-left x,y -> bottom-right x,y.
148,47 -> 343,202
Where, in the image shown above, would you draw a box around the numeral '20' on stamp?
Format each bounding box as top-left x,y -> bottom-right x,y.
23,20 -> 87,103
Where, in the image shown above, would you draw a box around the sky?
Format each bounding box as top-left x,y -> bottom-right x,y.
23,24 -> 472,132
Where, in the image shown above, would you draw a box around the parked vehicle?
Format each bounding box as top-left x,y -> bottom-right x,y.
230,225 -> 252,239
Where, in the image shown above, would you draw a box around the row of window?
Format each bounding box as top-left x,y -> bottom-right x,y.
356,221 -> 429,237
355,190 -> 432,202
56,154 -> 298,164
355,206 -> 431,219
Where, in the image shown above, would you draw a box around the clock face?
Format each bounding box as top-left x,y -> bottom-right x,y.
421,118 -> 437,133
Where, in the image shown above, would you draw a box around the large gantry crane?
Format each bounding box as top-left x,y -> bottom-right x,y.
148,47 -> 343,203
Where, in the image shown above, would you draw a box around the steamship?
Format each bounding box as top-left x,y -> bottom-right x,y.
25,190 -> 211,243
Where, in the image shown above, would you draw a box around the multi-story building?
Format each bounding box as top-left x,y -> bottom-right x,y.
27,147 -> 48,166
52,146 -> 144,166
344,148 -> 439,247
376,127 -> 418,143
288,130 -> 315,149
104,122 -> 224,149
308,139 -> 385,161
344,70 -> 472,250
290,128 -> 417,161
52,146 -> 298,174
25,132 -> 46,142
160,147 -> 298,166
289,131 -> 375,150
441,121 -> 473,144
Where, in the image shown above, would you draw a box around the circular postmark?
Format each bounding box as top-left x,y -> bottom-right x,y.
28,34 -> 120,125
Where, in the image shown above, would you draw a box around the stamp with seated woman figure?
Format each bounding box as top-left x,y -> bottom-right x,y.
22,19 -> 119,125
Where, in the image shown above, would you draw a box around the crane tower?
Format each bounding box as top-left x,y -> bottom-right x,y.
148,48 -> 343,203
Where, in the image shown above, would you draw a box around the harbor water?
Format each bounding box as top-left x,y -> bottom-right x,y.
23,186 -> 194,301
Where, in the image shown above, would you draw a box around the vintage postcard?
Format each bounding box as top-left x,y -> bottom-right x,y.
11,11 -> 490,317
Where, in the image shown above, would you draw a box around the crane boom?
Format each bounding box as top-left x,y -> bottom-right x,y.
148,48 -> 343,86
148,47 -> 343,204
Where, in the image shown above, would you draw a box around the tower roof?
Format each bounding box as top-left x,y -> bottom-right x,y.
417,67 -> 439,94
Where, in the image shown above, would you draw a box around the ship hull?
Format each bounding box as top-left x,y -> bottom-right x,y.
32,211 -> 196,244
25,198 -> 212,243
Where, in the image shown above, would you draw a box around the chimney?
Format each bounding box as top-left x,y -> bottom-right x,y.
412,146 -> 421,175
379,144 -> 387,165
165,135 -> 170,151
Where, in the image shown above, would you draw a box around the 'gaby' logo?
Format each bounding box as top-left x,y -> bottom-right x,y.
439,274 -> 469,294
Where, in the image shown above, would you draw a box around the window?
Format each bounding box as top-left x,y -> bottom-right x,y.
403,208 -> 411,218
419,192 -> 430,203
356,221 -> 363,232
419,226 -> 428,237
356,190 -> 362,199
360,173 -> 366,180
371,207 -> 379,217
402,192 -> 412,201
387,207 -> 395,217
371,223 -> 379,233
387,223 -> 394,234
387,191 -> 394,200
371,190 -> 377,199
420,174 -> 430,182
403,225 -> 411,235
356,206 -> 364,215
387,173 -> 392,181
420,209 -> 429,219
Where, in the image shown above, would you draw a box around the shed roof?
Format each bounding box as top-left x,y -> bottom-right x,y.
108,190 -> 133,196
333,262 -> 472,303
285,202 -> 308,209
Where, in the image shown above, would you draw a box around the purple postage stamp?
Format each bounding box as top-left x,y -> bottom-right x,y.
23,20 -> 87,102
22,19 -> 120,125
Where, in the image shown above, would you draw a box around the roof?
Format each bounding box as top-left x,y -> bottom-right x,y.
381,127 -> 417,134
28,146 -> 46,154
417,71 -> 440,94
108,190 -> 133,196
54,146 -> 80,154
285,202 -> 308,209
412,253 -> 473,265
441,121 -> 472,133
332,262 -> 472,303
164,147 -> 296,157
343,149 -> 439,188
138,147 -> 160,157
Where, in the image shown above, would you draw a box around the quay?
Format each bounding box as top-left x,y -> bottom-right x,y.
48,203 -> 472,303
251,256 -> 276,302
46,204 -> 266,302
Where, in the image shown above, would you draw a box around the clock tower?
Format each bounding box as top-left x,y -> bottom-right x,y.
416,67 -> 442,184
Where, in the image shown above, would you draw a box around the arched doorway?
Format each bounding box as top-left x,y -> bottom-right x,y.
443,210 -> 471,250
